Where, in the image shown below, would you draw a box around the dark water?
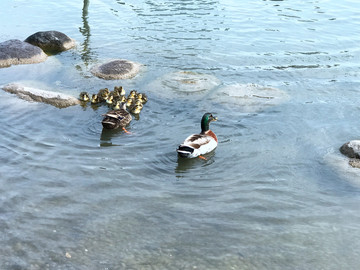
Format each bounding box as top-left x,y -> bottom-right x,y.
0,0 -> 360,269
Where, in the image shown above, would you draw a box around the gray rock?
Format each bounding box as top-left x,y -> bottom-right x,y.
90,59 -> 141,80
2,83 -> 80,108
24,31 -> 75,53
339,140 -> 360,159
0,39 -> 47,68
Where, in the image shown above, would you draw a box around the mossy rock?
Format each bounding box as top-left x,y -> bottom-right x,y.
90,59 -> 141,80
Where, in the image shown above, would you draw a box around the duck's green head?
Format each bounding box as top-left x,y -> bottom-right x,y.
201,113 -> 217,132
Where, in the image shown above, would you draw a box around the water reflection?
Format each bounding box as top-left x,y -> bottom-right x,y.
79,0 -> 95,65
175,151 -> 216,174
100,128 -> 124,146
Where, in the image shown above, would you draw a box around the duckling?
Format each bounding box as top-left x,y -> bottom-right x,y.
112,100 -> 121,110
113,95 -> 126,104
114,96 -> 126,103
126,97 -> 134,109
111,91 -> 120,99
91,94 -> 102,104
140,93 -> 148,104
136,93 -> 143,100
131,104 -> 143,115
79,92 -> 90,102
106,94 -> 114,105
114,86 -> 125,96
128,90 -> 137,99
102,102 -> 132,133
118,95 -> 127,103
133,99 -> 143,107
98,88 -> 110,100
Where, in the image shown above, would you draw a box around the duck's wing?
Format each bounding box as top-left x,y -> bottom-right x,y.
102,110 -> 125,120
183,134 -> 212,149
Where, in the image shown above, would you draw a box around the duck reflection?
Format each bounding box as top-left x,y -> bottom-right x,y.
175,151 -> 216,174
100,128 -> 124,147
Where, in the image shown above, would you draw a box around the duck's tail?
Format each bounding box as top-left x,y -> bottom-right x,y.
177,145 -> 194,158
102,118 -> 117,129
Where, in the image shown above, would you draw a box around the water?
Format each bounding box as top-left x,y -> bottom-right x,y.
1,0 -> 360,269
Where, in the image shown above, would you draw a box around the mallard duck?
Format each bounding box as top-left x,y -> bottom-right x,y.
91,94 -> 103,104
98,88 -> 110,99
79,91 -> 90,102
131,104 -> 143,114
177,113 -> 218,159
102,102 -> 132,133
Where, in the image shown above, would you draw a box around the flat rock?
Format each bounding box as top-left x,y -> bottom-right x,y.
0,39 -> 47,68
24,31 -> 76,54
2,83 -> 80,108
210,83 -> 289,113
146,70 -> 220,100
90,59 -> 141,80
340,140 -> 360,159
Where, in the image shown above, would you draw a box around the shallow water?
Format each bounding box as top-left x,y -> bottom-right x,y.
1,0 -> 360,269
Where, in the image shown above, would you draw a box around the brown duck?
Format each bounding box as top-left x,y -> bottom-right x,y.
101,102 -> 132,133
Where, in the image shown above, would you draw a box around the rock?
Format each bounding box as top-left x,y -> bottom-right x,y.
349,159 -> 360,169
2,83 -> 80,108
340,140 -> 360,159
0,39 -> 47,68
24,31 -> 76,54
323,152 -> 360,186
146,70 -> 220,100
210,83 -> 289,113
90,59 -> 141,80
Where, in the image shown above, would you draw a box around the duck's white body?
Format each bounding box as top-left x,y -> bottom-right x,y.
177,130 -> 218,158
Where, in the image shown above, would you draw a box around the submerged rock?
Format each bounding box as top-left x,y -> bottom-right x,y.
90,59 -> 141,80
24,31 -> 76,54
0,39 -> 47,68
146,70 -> 220,99
340,140 -> 360,159
324,152 -> 360,186
2,83 -> 80,108
210,83 -> 289,113
349,159 -> 360,169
